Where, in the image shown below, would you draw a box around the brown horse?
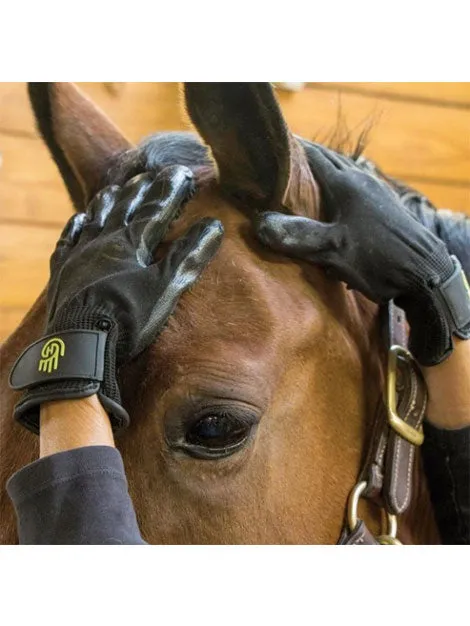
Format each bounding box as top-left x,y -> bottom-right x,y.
0,83 -> 439,544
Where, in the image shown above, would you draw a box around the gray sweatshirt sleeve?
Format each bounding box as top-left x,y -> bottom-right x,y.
6,446 -> 146,544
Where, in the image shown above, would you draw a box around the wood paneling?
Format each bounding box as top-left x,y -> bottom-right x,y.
0,134 -> 72,224
0,179 -> 70,225
314,83 -> 470,107
276,89 -> 470,183
1,134 -> 67,187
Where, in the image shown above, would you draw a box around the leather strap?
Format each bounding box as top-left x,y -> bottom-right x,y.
339,301 -> 428,544
383,357 -> 427,514
359,361 -> 426,514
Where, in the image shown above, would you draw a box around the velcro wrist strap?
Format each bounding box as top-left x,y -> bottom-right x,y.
436,255 -> 470,332
9,330 -> 108,390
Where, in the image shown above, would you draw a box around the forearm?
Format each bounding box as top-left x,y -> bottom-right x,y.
40,394 -> 115,457
8,396 -> 145,544
421,338 -> 470,429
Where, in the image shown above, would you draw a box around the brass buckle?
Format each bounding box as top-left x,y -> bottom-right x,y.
347,481 -> 402,544
387,345 -> 424,446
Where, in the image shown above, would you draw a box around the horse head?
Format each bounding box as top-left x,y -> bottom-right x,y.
0,83 -> 439,543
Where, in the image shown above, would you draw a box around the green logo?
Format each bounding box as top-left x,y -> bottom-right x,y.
38,338 -> 65,374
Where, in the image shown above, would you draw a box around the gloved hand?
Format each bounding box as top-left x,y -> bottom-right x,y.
255,144 -> 470,366
10,165 -> 224,434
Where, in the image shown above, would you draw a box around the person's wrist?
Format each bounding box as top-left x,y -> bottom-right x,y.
40,395 -> 115,458
421,337 -> 470,430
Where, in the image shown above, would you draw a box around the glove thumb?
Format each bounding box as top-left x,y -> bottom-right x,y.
256,212 -> 341,261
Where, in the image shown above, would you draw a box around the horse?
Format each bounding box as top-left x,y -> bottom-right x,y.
0,83 -> 440,544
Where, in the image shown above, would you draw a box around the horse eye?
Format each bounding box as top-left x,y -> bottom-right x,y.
184,413 -> 252,459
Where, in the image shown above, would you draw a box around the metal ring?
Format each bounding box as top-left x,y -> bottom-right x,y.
347,481 -> 367,531
348,481 -> 401,543
377,535 -> 402,545
381,508 -> 398,539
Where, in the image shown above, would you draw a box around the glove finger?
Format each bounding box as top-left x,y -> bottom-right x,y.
133,166 -> 196,265
134,218 -> 224,354
103,173 -> 155,231
132,165 -> 195,225
59,212 -> 87,245
155,217 -> 224,291
256,212 -> 341,261
80,185 -> 121,242
50,213 -> 87,269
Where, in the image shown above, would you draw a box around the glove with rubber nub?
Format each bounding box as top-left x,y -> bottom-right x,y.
9,165 -> 224,434
255,144 -> 470,366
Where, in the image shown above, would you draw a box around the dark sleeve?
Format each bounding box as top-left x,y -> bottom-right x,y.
421,422 -> 470,545
6,446 -> 146,545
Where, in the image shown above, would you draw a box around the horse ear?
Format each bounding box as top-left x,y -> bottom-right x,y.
183,82 -> 318,217
28,82 -> 132,210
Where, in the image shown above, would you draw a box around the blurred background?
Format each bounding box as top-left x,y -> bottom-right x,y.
0,82 -> 469,342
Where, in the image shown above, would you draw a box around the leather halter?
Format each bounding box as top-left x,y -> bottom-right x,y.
338,302 -> 428,545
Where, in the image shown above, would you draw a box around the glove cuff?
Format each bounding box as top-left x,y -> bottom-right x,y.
403,255 -> 470,366
9,310 -> 130,434
434,256 -> 470,340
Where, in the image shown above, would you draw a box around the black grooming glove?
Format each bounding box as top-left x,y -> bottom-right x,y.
10,165 -> 224,434
255,144 -> 470,366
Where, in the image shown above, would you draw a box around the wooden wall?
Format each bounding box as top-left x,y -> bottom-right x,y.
1,82 -> 469,341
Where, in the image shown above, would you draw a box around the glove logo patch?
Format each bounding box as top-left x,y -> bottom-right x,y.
38,338 -> 66,374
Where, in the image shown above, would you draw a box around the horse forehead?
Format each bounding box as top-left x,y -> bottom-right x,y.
154,188 -> 323,370
167,189 -> 319,337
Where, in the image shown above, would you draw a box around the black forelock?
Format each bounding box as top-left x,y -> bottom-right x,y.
104,131 -> 213,187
